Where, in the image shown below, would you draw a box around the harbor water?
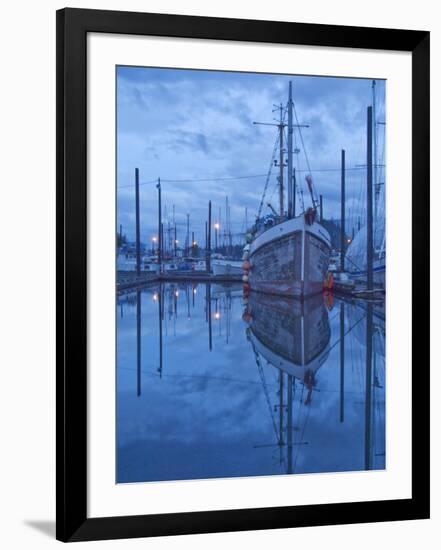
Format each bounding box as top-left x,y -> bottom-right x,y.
116,283 -> 385,483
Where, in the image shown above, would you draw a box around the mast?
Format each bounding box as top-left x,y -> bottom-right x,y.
253,85 -> 308,219
367,107 -> 374,291
278,103 -> 284,218
136,289 -> 141,395
372,80 -> 378,221
207,201 -> 212,273
293,167 -> 297,217
173,204 -> 176,259
225,196 -> 232,256
339,302 -> 345,422
365,302 -> 374,469
278,371 -> 284,447
186,213 -> 190,256
206,283 -> 212,351
287,374 -> 293,474
157,178 -> 162,269
340,150 -> 346,272
135,168 -> 141,275
158,287 -> 163,378
287,82 -> 293,218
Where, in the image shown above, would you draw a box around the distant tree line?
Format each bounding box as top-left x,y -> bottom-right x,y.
321,219 -> 351,250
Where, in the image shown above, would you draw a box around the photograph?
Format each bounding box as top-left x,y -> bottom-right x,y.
115,66 -> 386,484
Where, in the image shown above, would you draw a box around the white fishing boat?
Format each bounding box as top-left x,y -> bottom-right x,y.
245,82 -> 331,297
248,212 -> 331,296
212,258 -> 243,275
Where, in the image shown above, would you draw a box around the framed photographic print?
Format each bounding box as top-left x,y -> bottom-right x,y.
56,8 -> 430,542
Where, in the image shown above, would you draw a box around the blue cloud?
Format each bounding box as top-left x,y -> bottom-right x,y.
116,66 -> 386,245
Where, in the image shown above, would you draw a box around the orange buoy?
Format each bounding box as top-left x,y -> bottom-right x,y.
323,271 -> 334,290
242,260 -> 251,271
325,291 -> 334,310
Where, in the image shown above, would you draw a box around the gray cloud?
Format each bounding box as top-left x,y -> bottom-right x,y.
116,67 -> 386,244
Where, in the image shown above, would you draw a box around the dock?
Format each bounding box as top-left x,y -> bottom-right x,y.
117,270 -> 242,293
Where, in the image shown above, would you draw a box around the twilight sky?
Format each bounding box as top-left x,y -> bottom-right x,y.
117,66 -> 385,247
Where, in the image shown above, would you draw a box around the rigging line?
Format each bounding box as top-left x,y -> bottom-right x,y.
291,94 -> 312,176
119,168 -> 369,190
296,167 -> 368,173
328,312 -> 367,354
162,174 -> 267,183
293,398 -> 311,473
344,253 -> 365,273
249,337 -> 280,440
118,179 -> 157,189
257,102 -> 288,219
293,126 -> 304,214
118,174 -> 269,189
257,132 -> 280,219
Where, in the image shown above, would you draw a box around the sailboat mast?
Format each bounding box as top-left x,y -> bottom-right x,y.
372,80 -> 378,221
367,106 -> 374,291
287,82 -> 293,219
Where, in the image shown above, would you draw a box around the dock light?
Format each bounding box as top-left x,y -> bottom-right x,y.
152,236 -> 157,242
175,290 -> 179,297
347,238 -> 352,244
192,240 -> 198,246
214,223 -> 220,230
193,288 -> 197,294
152,293 -> 158,301
214,312 -> 221,320
175,239 -> 179,244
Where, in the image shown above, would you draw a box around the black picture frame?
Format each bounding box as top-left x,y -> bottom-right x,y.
56,7 -> 430,542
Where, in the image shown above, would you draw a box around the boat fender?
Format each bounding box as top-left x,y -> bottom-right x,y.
324,271 -> 334,290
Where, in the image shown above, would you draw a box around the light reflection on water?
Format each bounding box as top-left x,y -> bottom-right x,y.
116,283 -> 385,483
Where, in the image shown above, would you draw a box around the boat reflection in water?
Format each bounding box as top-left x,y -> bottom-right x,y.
116,283 -> 385,483
245,293 -> 330,403
243,293 -> 331,473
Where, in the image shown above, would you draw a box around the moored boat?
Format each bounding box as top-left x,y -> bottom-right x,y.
248,212 -> 331,297
212,258 -> 243,276
244,81 -> 331,298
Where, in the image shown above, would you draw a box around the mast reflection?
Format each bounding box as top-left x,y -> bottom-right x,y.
244,292 -> 331,473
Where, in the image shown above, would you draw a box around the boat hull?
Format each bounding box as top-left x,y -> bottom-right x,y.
212,259 -> 243,276
248,217 -> 331,297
